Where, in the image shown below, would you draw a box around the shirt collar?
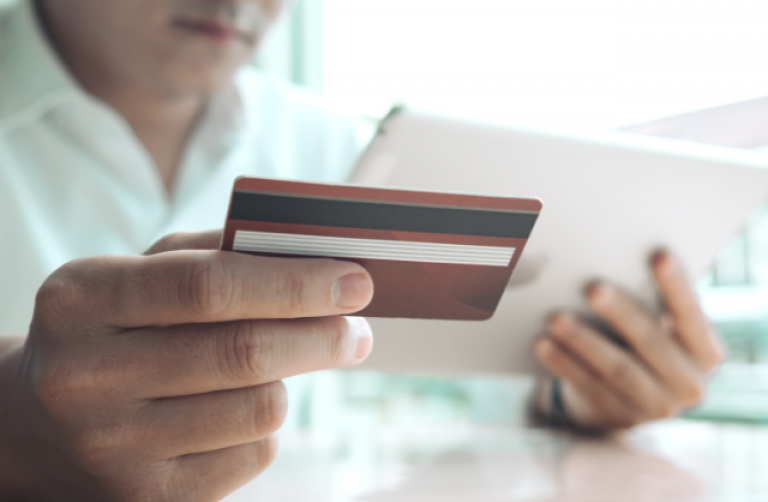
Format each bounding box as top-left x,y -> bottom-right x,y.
0,0 -> 251,183
0,0 -> 83,131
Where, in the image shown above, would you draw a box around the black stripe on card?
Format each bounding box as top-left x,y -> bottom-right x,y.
229,190 -> 539,239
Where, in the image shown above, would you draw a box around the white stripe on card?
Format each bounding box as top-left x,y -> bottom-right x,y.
233,230 -> 515,267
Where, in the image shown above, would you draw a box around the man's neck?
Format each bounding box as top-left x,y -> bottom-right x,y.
36,0 -> 205,192
91,87 -> 205,192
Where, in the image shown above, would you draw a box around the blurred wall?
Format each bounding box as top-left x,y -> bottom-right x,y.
256,0 -> 324,90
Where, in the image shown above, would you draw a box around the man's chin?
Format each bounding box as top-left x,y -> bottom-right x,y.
158,61 -> 245,97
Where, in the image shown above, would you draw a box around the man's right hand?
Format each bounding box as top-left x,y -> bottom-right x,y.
0,231 -> 374,501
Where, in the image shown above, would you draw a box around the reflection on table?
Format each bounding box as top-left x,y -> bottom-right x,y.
225,419 -> 768,502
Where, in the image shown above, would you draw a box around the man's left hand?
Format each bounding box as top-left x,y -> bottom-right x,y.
535,251 -> 725,431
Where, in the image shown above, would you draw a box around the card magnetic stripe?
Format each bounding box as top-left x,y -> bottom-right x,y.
229,190 -> 539,239
233,230 -> 516,266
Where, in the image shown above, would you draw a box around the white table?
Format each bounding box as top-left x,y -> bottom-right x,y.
224,419 -> 768,502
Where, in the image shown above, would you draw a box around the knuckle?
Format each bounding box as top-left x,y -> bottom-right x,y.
33,368 -> 67,412
272,270 -> 311,317
222,321 -> 274,384
255,435 -> 280,472
179,258 -> 236,318
34,362 -> 96,415
70,424 -> 123,468
216,438 -> 279,483
34,262 -> 89,325
252,382 -> 288,436
321,316 -> 353,366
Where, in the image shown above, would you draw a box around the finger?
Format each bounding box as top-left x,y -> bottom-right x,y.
143,382 -> 286,457
548,314 -> 666,415
586,282 -> 701,399
50,251 -> 374,329
535,340 -> 638,428
171,436 -> 278,502
652,251 -> 725,370
117,316 -> 372,398
144,230 -> 223,255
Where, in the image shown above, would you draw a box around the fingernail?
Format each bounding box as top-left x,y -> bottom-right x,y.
590,282 -> 614,308
651,249 -> 668,267
333,274 -> 372,309
653,251 -> 675,280
347,317 -> 374,360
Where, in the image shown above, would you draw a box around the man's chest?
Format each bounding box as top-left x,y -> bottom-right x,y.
0,117 -> 258,333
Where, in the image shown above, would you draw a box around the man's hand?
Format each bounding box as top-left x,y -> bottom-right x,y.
0,231 -> 374,501
534,252 -> 724,431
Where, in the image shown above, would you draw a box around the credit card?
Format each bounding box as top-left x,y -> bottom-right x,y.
221,177 -> 542,320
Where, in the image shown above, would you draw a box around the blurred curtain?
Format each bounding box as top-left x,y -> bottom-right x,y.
255,0 -> 324,90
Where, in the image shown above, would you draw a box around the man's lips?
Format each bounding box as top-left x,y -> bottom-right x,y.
173,18 -> 252,44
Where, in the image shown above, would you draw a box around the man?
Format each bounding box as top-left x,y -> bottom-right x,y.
0,0 -> 723,499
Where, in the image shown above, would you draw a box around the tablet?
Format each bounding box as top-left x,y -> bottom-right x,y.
348,109 -> 768,375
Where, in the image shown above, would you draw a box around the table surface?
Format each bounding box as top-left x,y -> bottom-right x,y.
223,419 -> 768,502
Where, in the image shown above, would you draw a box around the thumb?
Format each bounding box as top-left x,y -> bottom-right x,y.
144,230 -> 223,255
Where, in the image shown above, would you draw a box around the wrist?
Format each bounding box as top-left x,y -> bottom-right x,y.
529,378 -> 552,423
0,336 -> 34,499
532,378 -> 573,429
532,377 -> 609,436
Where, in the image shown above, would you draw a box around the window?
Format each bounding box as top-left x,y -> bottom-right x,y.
322,0 -> 768,132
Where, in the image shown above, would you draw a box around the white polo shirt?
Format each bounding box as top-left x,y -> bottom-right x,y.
0,0 -> 372,335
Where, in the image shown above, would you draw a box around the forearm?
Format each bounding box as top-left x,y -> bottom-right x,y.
0,336 -> 33,500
